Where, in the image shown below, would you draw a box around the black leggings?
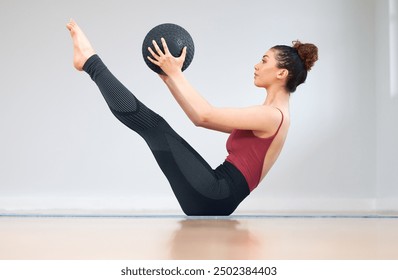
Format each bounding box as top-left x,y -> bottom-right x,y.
83,55 -> 249,216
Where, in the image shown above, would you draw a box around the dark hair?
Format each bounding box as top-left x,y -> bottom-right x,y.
271,41 -> 318,93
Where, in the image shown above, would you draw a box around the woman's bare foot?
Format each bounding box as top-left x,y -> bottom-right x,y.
66,19 -> 96,71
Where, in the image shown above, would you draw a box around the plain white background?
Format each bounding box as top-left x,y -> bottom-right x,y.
0,0 -> 397,214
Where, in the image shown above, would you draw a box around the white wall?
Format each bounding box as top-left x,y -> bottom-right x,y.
375,0 -> 398,211
0,0 -> 396,214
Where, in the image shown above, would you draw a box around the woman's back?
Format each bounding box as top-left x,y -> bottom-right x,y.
259,108 -> 290,182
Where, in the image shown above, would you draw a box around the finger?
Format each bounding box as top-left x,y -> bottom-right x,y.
147,46 -> 160,60
152,40 -> 164,56
147,56 -> 160,66
161,38 -> 170,54
177,46 -> 187,66
180,46 -> 187,60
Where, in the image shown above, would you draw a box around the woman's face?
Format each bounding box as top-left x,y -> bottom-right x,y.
254,49 -> 280,88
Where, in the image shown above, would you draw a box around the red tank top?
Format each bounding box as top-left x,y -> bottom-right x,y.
225,108 -> 284,192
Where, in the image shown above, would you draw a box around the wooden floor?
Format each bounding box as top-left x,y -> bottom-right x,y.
1,215 -> 397,260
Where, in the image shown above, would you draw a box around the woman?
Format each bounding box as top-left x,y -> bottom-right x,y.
66,20 -> 318,216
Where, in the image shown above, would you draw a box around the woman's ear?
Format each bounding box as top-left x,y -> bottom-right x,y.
277,69 -> 289,80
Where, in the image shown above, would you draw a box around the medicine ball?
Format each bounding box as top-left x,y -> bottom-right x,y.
142,23 -> 195,74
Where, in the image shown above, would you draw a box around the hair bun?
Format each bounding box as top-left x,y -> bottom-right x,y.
292,40 -> 318,71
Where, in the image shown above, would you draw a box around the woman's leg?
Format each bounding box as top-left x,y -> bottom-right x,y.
67,21 -> 249,215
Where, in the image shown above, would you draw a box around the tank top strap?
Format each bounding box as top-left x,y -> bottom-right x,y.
273,107 -> 284,136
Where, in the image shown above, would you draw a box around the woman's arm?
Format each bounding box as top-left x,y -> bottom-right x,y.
148,39 -> 281,134
162,73 -> 281,134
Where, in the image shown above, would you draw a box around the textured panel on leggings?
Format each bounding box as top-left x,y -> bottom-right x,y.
113,104 -> 161,131
84,55 -> 138,113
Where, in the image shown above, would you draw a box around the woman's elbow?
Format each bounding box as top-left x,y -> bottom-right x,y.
193,109 -> 212,128
192,116 -> 206,127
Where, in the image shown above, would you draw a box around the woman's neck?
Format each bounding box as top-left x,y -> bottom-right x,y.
263,86 -> 290,109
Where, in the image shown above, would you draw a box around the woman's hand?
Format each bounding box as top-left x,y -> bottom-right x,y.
147,38 -> 187,77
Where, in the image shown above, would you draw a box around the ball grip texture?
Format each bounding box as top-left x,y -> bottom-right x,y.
142,23 -> 195,74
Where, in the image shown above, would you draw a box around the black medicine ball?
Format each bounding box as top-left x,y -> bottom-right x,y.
142,23 -> 195,74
